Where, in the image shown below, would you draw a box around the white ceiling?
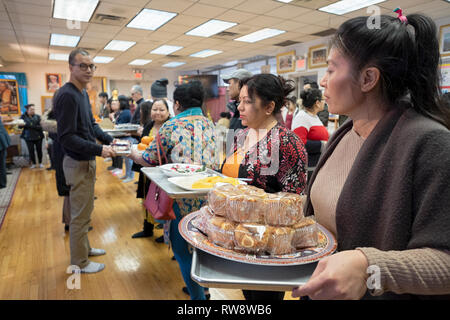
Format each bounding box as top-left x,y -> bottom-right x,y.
0,0 -> 449,72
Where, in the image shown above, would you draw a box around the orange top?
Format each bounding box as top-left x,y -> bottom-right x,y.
222,149 -> 245,178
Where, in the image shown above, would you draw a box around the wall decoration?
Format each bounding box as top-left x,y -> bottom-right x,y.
439,24 -> 450,57
46,73 -> 62,92
308,45 -> 328,69
87,77 -> 107,115
0,79 -> 20,115
276,50 -> 296,74
41,96 -> 53,114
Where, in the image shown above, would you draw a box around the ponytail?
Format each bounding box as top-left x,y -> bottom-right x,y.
332,14 -> 450,129
406,14 -> 450,128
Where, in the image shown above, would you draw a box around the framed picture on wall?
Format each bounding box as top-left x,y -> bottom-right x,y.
276,50 -> 296,74
0,79 -> 20,116
439,24 -> 450,57
41,96 -> 53,114
308,45 -> 328,69
46,73 -> 62,92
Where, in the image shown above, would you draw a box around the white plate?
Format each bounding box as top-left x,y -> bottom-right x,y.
159,163 -> 206,177
168,174 -> 211,191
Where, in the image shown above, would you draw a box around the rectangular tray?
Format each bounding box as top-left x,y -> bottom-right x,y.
191,249 -> 316,292
140,167 -> 222,199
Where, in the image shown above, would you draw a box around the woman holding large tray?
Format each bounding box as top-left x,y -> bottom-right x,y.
292,12 -> 450,300
221,73 -> 308,300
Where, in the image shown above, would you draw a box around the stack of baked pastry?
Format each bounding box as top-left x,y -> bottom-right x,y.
194,184 -> 318,256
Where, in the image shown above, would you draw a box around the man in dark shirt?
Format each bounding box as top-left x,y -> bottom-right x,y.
130,85 -> 144,125
221,69 -> 252,131
54,48 -> 115,274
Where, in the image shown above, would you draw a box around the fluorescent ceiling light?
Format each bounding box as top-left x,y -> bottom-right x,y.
53,0 -> 98,22
150,45 -> 183,55
50,33 -> 80,47
276,0 -> 293,2
49,53 -> 69,61
186,19 -> 237,37
93,56 -> 114,64
190,50 -> 223,58
319,0 -> 386,15
129,59 -> 152,66
127,8 -> 177,31
234,28 -> 285,43
104,40 -> 136,51
163,62 -> 185,68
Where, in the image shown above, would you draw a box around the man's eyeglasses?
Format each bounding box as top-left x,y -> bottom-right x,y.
71,63 -> 97,71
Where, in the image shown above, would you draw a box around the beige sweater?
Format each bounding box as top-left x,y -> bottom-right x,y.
310,129 -> 450,296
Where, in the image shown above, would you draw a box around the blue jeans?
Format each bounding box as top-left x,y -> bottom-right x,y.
170,203 -> 206,300
122,137 -> 136,179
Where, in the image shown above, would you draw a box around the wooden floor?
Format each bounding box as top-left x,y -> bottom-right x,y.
0,158 -> 297,300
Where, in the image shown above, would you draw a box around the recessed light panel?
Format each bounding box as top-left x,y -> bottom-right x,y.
129,59 -> 152,66
319,0 -> 386,15
127,9 -> 177,31
163,62 -> 185,68
190,50 -> 223,58
53,0 -> 98,22
186,19 -> 237,37
150,45 -> 183,55
104,40 -> 136,51
50,33 -> 80,47
234,28 -> 285,43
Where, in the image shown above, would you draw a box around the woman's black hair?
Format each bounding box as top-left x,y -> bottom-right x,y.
173,80 -> 205,111
140,101 -> 153,126
220,111 -> 231,119
300,89 -> 322,110
240,74 -> 295,114
332,14 -> 450,128
119,98 -> 129,111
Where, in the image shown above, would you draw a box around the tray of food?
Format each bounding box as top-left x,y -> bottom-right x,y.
168,174 -> 243,192
112,139 -> 132,155
179,184 -> 337,266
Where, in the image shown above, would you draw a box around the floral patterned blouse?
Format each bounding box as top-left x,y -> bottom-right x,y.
142,107 -> 219,216
222,124 -> 307,194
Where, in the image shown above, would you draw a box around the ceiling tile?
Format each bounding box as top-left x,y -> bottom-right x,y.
180,3 -> 229,18
9,13 -> 50,26
214,9 -> 257,23
49,18 -> 89,31
275,20 -> 307,32
102,0 -> 150,8
265,4 -> 312,20
4,0 -> 51,17
234,0 -> 283,15
292,0 -> 334,10
197,0 -> 247,9
0,11 -> 10,21
95,1 -> 141,19
170,14 -> 209,28
245,15 -> 285,27
145,0 -> 195,13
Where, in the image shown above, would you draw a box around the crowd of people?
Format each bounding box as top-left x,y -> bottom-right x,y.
6,11 -> 449,300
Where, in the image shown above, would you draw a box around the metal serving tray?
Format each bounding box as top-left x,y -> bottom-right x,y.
191,249 -> 317,292
140,167 -> 222,199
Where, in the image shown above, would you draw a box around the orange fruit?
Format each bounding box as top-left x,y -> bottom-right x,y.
141,136 -> 152,145
137,143 -> 148,151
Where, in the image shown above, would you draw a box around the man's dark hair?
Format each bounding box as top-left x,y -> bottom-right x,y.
24,104 -> 34,110
69,48 -> 90,65
99,92 -> 108,99
309,81 -> 319,89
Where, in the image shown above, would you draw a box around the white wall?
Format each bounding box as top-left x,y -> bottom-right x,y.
1,61 -> 178,115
